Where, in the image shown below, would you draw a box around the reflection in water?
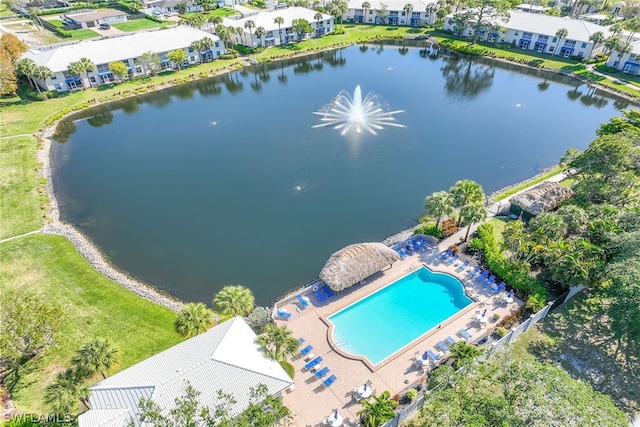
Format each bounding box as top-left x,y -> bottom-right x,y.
224,71 -> 244,94
52,119 -> 77,143
251,70 -> 262,92
538,80 -> 550,91
196,79 -> 222,97
174,84 -> 195,100
121,98 -> 139,114
615,100 -> 630,109
258,64 -> 271,82
441,57 -> 495,98
86,110 -> 114,128
294,59 -> 312,74
278,62 -> 288,84
359,44 -> 369,53
567,85 -> 583,101
399,46 -> 409,55
327,49 -> 347,67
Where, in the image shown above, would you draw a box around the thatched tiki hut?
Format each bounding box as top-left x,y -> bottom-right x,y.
319,243 -> 401,292
509,181 -> 574,220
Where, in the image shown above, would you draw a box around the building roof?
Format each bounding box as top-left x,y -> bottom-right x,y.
22,26 -> 220,72
509,181 -> 574,216
505,10 -> 610,40
515,4 -> 548,12
147,0 -> 197,8
346,0 -> 437,11
65,9 -> 126,22
78,317 -> 293,427
222,7 -> 332,32
319,243 -> 401,291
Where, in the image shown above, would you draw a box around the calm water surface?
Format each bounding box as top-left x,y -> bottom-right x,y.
51,44 -> 626,305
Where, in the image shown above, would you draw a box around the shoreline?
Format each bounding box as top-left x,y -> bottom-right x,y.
31,40 -> 606,312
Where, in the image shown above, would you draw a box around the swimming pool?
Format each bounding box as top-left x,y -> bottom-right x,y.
328,266 -> 473,365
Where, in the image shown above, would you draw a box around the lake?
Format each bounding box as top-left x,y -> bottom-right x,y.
51,44 -> 626,305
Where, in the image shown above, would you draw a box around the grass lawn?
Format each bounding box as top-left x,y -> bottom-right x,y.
511,293 -> 639,415
61,28 -> 100,41
112,18 -> 167,32
0,2 -> 15,16
492,165 -> 564,201
46,19 -> 67,28
181,7 -> 238,18
595,63 -> 640,88
0,234 -> 183,412
486,217 -> 510,244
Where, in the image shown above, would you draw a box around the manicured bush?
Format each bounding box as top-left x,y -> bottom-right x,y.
440,218 -> 459,237
414,223 -> 442,239
495,326 -> 508,338
492,313 -> 500,321
468,237 -> 484,252
246,306 -> 270,332
404,388 -> 418,403
279,360 -> 294,379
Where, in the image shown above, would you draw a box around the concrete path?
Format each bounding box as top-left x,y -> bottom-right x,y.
0,229 -> 41,244
585,63 -> 640,91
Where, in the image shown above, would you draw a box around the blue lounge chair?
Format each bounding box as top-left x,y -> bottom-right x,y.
323,375 -> 337,388
300,344 -> 313,356
475,270 -> 488,282
298,337 -> 305,344
313,287 -> 327,304
405,245 -> 414,255
468,266 -> 480,277
440,249 -> 452,260
304,356 -> 323,371
445,336 -> 456,346
395,248 -> 406,259
314,366 -> 330,378
446,254 -> 459,264
321,285 -> 336,299
457,260 -> 470,271
417,237 -> 430,248
412,240 -> 423,251
492,282 -> 506,294
296,294 -> 309,309
436,341 -> 450,352
426,349 -> 440,361
482,275 -> 496,287
276,309 -> 291,319
458,328 -> 472,340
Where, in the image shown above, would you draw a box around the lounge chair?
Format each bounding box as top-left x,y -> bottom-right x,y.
492,282 -> 506,294
446,254 -> 460,264
314,367 -> 330,378
321,285 -> 336,299
426,349 -> 440,361
440,249 -> 452,260
445,336 -> 456,346
457,260 -> 470,271
417,237 -> 430,249
323,375 -> 337,388
405,245 -> 414,255
304,356 -> 323,371
468,266 -> 480,277
482,275 -> 496,287
300,344 -> 313,356
298,337 -> 305,344
276,309 -> 291,319
411,240 -> 423,251
436,341 -> 450,352
475,270 -> 488,282
458,328 -> 472,340
296,294 -> 309,309
313,287 -> 327,304
395,248 -> 406,259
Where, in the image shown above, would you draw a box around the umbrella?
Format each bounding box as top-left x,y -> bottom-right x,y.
422,351 -> 429,360
481,309 -> 487,317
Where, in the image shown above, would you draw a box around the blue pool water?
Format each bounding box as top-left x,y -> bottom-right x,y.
328,266 -> 473,365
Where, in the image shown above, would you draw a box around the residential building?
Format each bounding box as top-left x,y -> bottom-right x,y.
443,10 -> 610,58
62,9 -> 128,29
222,7 -> 334,47
606,40 -> 640,74
343,0 -> 438,26
21,26 -> 223,92
78,317 -> 294,427
514,3 -> 549,13
145,0 -> 203,14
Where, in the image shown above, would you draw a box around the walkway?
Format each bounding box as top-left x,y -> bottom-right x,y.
585,63 -> 640,91
0,229 -> 41,244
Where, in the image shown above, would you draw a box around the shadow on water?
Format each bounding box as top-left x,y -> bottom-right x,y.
441,55 -> 495,99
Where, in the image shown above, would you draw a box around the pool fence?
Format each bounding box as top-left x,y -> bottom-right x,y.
378,284 -> 584,427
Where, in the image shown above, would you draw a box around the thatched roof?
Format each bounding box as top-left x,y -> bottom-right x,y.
319,243 -> 401,292
509,181 -> 574,216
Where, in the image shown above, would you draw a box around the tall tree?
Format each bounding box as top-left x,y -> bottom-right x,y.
449,179 -> 484,226
314,12 -> 324,35
588,30 -> 605,57
68,57 -> 95,88
166,49 -> 187,70
292,18 -> 313,40
424,190 -> 455,228
464,0 -> 510,44
255,323 -> 300,361
44,369 -> 89,413
108,61 -> 128,81
376,3 -> 389,24
329,0 -> 348,29
32,65 -> 53,92
175,302 -> 214,338
255,26 -> 266,46
274,16 -> 285,44
14,57 -> 37,90
213,285 -> 255,317
0,50 -> 17,95
244,19 -> 256,47
1,33 -> 27,60
555,27 -> 568,56
449,340 -> 482,369
71,337 -> 120,379
209,15 -> 223,32
361,1 -> 371,21
460,201 -> 487,241
403,3 -> 414,25
357,390 -> 398,427
139,51 -> 161,75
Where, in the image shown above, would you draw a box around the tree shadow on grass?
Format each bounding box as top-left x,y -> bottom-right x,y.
526,293 -> 639,415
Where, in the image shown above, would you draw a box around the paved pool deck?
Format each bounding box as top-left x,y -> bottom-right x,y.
278,247 -> 524,427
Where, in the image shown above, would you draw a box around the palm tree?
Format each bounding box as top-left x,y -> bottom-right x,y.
244,19 -> 256,48
14,58 -> 36,90
217,25 -> 233,50
357,390 -> 397,427
449,341 -> 482,368
449,179 -> 484,226
32,65 -> 54,92
213,285 -> 255,317
175,302 -> 214,338
314,12 -> 323,36
68,57 -> 95,89
424,191 -> 454,228
209,15 -> 223,32
555,28 -> 568,56
71,338 -> 120,379
255,323 -> 300,361
588,30 -> 605,57
361,1 -> 370,22
274,16 -> 285,45
234,26 -> 244,45
460,202 -> 487,241
44,369 -> 89,413
403,3 -> 414,26
255,26 -> 266,47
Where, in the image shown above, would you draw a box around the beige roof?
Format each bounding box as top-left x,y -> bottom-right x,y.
319,243 -> 400,291
509,181 -> 574,215
65,9 -> 127,22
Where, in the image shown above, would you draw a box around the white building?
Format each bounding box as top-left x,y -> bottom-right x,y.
62,9 -> 128,29
222,7 -> 333,47
21,26 -> 223,92
343,0 -> 437,26
444,10 -> 610,58
145,0 -> 203,14
78,317 -> 294,427
607,40 -> 640,73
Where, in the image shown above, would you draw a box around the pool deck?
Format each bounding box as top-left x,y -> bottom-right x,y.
277,247 -> 523,427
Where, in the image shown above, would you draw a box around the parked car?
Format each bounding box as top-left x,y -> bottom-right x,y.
99,23 -> 111,29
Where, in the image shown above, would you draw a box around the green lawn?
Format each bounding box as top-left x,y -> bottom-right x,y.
0,234 -> 182,412
595,63 -> 640,88
47,19 -> 67,28
180,7 -> 238,18
62,28 -> 100,41
112,18 -> 167,32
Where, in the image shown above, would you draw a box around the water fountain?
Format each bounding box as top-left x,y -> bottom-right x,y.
313,85 -> 405,135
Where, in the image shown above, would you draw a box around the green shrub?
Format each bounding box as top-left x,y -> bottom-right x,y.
246,306 -> 270,331
279,360 -> 294,379
492,313 -> 500,321
468,237 -> 484,252
405,388 -> 418,403
414,223 -> 442,239
219,53 -> 236,60
495,326 -> 508,338
441,218 -> 459,237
